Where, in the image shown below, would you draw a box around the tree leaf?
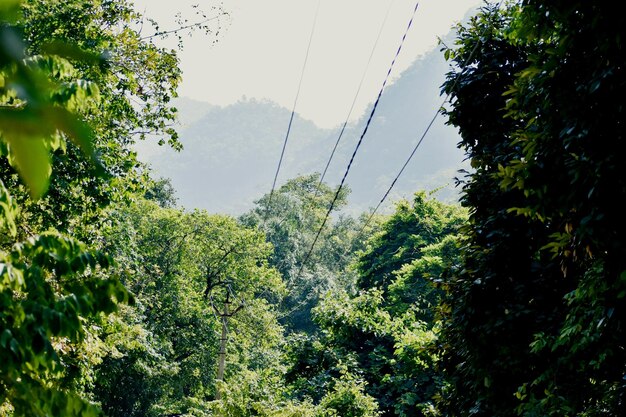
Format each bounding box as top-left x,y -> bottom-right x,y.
5,135 -> 51,199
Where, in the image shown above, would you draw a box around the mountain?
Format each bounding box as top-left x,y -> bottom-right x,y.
324,44 -> 467,211
136,42 -> 468,215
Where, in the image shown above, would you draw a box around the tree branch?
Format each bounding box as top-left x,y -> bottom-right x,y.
140,15 -> 222,41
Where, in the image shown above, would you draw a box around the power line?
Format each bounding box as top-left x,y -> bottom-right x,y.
267,0 -> 322,211
358,0 -> 506,234
295,0 -> 421,280
316,0 -> 396,192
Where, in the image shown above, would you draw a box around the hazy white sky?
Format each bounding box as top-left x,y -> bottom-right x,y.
133,0 -> 481,128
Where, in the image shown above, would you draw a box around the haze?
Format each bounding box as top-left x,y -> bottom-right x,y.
132,0 -> 481,128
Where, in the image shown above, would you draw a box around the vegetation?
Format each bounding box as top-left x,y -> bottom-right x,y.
286,194 -> 466,417
1,0 -> 624,416
438,1 -> 626,416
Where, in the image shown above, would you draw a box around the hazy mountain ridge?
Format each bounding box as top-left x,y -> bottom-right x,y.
325,45 -> 466,210
139,41 -> 468,214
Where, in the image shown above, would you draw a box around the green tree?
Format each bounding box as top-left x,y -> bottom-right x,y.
94,199 -> 286,416
240,174 -> 364,332
439,2 -> 626,415
287,193 -> 466,417
144,176 -> 178,208
1,0 -> 207,413
317,377 -> 379,417
1,1 -> 133,414
0,0 -> 101,200
2,0 -> 189,244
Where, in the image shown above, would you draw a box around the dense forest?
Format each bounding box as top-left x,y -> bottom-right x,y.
1,1 -> 624,416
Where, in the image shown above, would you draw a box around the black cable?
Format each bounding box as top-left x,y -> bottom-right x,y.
358,0 -> 506,235
316,0 -> 396,192
295,0 -> 421,279
267,0 -> 322,212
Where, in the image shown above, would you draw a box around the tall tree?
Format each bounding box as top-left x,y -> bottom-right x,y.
95,200 -> 285,416
1,0 -> 215,413
440,2 -> 626,415
1,1 -> 129,414
5,0 -> 186,240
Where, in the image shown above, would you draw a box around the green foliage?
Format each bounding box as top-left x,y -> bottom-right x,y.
0,180 -> 128,416
1,0 -> 100,198
0,1 -> 139,414
93,199 -> 286,416
240,174 -> 366,332
0,0 -> 183,240
144,176 -> 178,208
317,377 -> 379,417
287,193 -> 465,417
207,369 -> 291,417
0,0 -> 197,414
439,2 -> 626,415
357,192 -> 465,293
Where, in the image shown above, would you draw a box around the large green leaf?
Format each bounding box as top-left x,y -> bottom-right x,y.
4,134 -> 51,199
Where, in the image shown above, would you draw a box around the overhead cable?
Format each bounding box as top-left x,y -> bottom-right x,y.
316,0 -> 397,192
358,0 -> 506,234
267,0 -> 322,212
295,0 -> 422,279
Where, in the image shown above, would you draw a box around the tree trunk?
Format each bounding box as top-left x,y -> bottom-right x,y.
215,301 -> 229,400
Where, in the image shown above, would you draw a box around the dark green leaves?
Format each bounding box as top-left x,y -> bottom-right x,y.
439,2 -> 626,415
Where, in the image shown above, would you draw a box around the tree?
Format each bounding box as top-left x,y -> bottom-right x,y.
94,199 -> 286,416
1,0 -> 212,412
0,0 -> 101,200
144,176 -> 178,208
1,1 -> 132,414
2,0 -> 217,243
286,193 -> 467,416
439,2 -> 626,415
240,174 -> 364,332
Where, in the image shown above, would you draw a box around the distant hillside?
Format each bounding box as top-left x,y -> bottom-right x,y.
137,42 -> 468,215
137,98 -> 336,213
324,42 -> 467,210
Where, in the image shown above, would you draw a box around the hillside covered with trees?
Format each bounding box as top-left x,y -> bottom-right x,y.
1,1 -> 624,416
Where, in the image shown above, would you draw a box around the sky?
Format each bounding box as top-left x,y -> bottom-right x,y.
132,0 -> 481,128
